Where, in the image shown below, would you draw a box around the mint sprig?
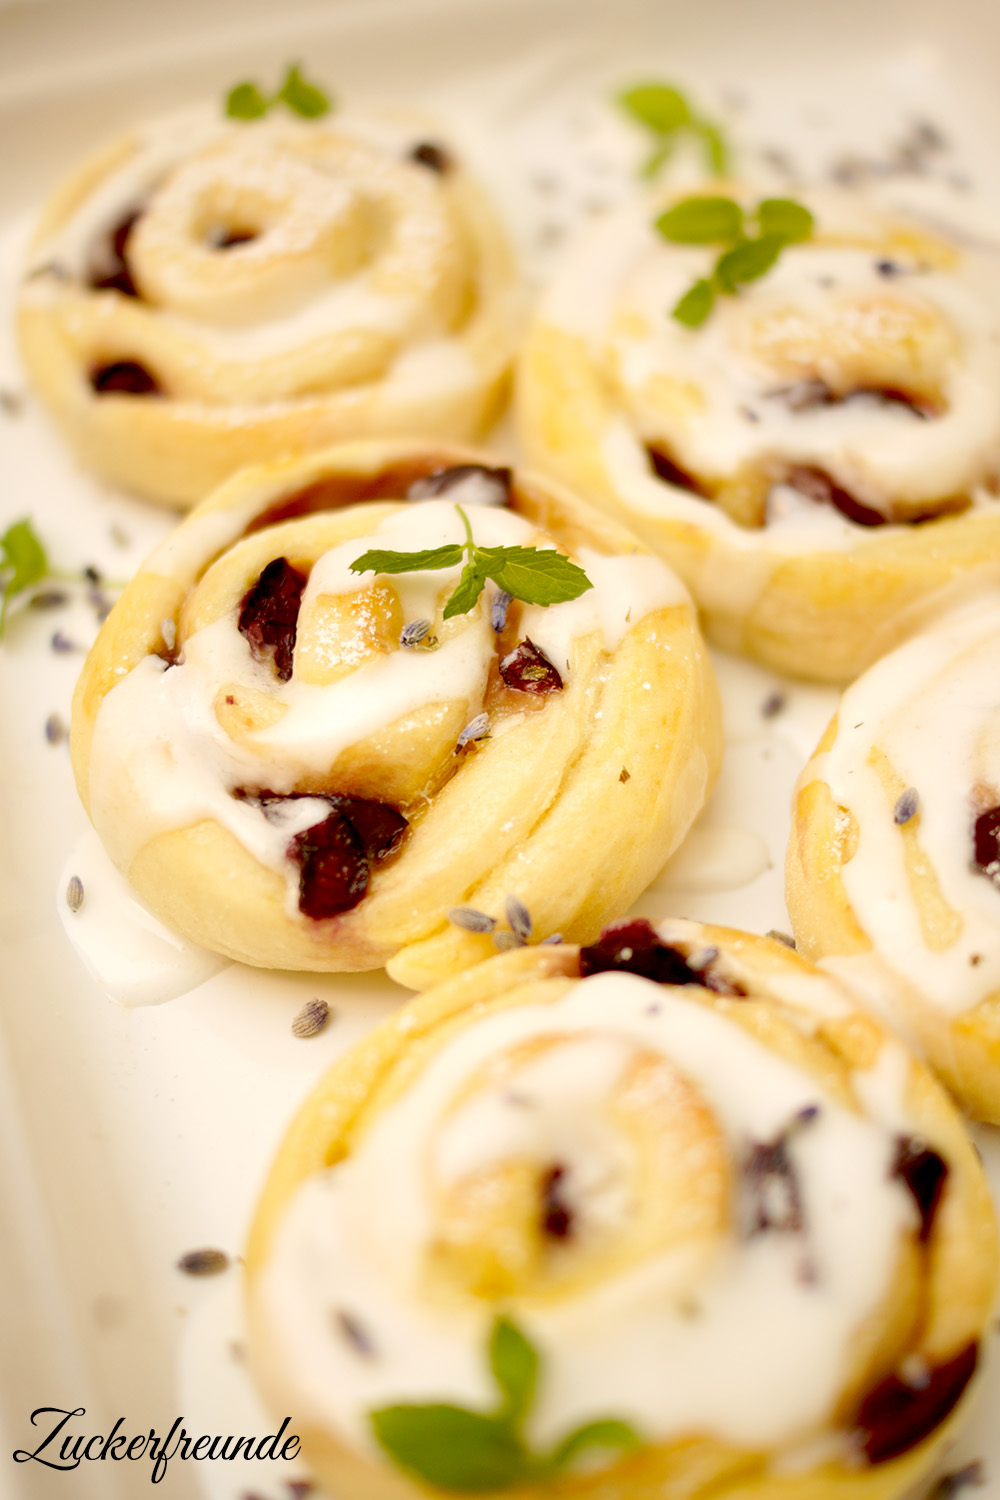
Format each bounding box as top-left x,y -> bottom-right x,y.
619,81 -> 729,179
225,63 -> 332,121
350,506 -> 592,621
0,519 -> 47,638
656,194 -> 814,327
371,1315 -> 642,1492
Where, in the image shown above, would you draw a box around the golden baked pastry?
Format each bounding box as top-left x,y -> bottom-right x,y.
788,591 -> 1000,1122
246,918 -> 998,1500
517,185 -> 1000,681
69,440 -> 721,986
18,103 -> 517,507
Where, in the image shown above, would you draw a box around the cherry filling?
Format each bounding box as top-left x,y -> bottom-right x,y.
540,1165 -> 574,1241
972,804 -> 1000,882
853,1342 -> 979,1465
89,360 -> 162,396
87,208 -> 142,298
499,639 -> 563,694
645,445 -> 711,498
407,463 -> 513,507
242,791 -> 408,919
781,465 -> 889,528
892,1137 -> 948,1244
767,380 -> 937,419
237,557 -> 307,682
207,226 -> 259,250
580,918 -> 745,994
409,141 -> 454,174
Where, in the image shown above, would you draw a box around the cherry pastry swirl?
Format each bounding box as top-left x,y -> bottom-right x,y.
69,440 -> 721,985
246,919 -> 998,1500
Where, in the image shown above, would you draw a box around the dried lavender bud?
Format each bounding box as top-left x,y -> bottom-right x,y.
51,631 -> 83,654
766,929 -> 797,949
761,690 -> 786,719
29,589 -> 69,610
291,997 -> 332,1039
66,875 -> 84,912
505,894 -> 533,941
448,906 -> 496,934
287,1480 -> 317,1498
894,788 -> 920,825
83,564 -> 101,585
456,713 -> 490,749
490,590 -> 512,632
176,1247 -> 230,1276
619,767 -> 631,783
927,1461 -> 986,1499
400,618 -> 432,647
333,1308 -> 376,1358
493,930 -> 523,952
45,713 -> 68,745
540,933 -> 563,945
0,388 -> 22,417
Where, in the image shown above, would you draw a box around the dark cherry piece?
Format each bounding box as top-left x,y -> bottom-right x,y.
407,463 -> 513,507
237,558 -> 308,682
89,360 -> 162,396
208,227 -> 258,250
853,1341 -> 978,1465
87,209 -> 142,297
500,638 -> 563,695
646,444 -> 711,498
769,380 -> 932,419
580,918 -> 706,987
286,794 -> 408,920
784,465 -> 888,528
743,1108 -> 818,1238
409,141 -> 454,174
892,1137 -> 948,1243
972,805 -> 1000,881
541,1165 -> 574,1241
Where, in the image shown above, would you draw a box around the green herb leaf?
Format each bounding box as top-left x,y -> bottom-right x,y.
443,558 -> 488,620
476,545 -> 592,608
277,63 -> 331,119
715,232 -> 785,291
619,82 -> 690,135
656,196 -> 743,245
371,1405 -> 528,1492
349,543 -> 464,577
696,118 -> 729,176
490,1316 -> 539,1425
549,1419 -> 643,1474
225,81 -> 269,119
0,519 -> 48,639
672,277 -> 717,328
756,197 -> 814,244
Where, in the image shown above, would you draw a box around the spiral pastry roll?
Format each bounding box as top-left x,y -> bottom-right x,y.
246,919 -> 997,1500
518,186 -> 1000,681
69,440 -> 720,984
787,590 -> 1000,1121
18,105 -> 517,507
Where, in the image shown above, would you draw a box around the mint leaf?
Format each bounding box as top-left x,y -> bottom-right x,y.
619,82 -> 690,135
0,519 -> 48,639
490,1316 -> 539,1425
716,232 -> 785,290
697,119 -> 729,175
277,63 -> 331,119
226,81 -> 269,119
349,543 -> 463,577
756,197 -> 814,243
672,277 -> 716,328
549,1419 -> 643,1474
477,546 -> 591,608
656,196 -> 743,245
372,1405 -> 527,1492
443,558 -> 488,620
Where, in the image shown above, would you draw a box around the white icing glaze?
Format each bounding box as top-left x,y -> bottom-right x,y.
540,188 -> 1000,548
256,970 -> 916,1458
806,591 -> 1000,1017
85,499 -> 681,911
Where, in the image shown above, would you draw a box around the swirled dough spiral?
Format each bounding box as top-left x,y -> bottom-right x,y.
517,186 -> 1000,681
246,920 -> 998,1500
18,106 -> 518,507
69,440 -> 721,985
788,590 -> 1000,1121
